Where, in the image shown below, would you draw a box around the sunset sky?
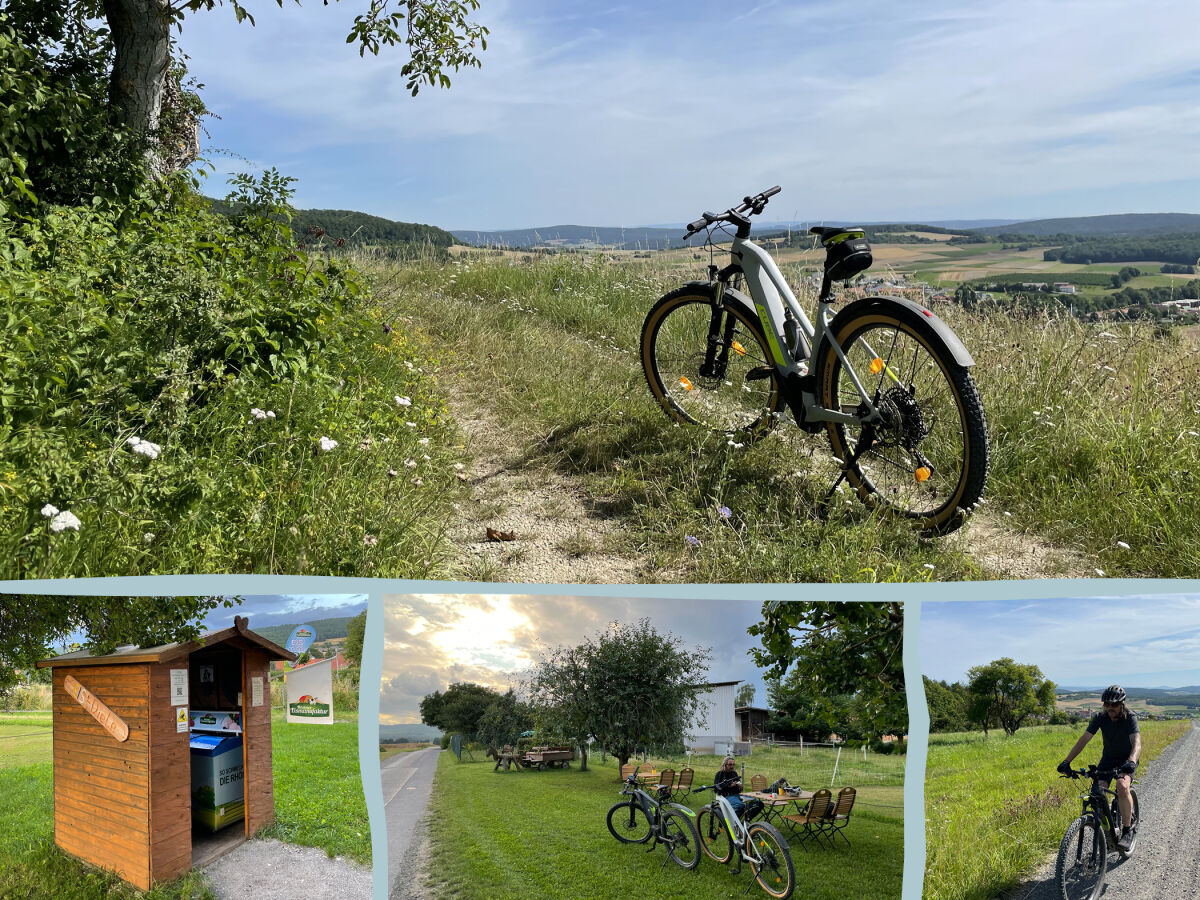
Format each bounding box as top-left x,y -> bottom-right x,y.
379,593 -> 774,727
175,0 -> 1200,229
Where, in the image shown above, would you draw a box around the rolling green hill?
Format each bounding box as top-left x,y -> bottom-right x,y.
208,199 -> 455,249
254,616 -> 356,646
971,212 -> 1200,237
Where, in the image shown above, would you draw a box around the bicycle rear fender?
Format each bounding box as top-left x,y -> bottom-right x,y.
826,295 -> 976,369
665,802 -> 696,817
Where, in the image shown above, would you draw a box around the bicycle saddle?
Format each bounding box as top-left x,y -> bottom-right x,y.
809,226 -> 864,243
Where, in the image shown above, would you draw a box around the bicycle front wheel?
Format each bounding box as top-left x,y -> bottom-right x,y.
815,304 -> 988,535
606,800 -> 653,844
696,806 -> 734,863
746,822 -> 795,899
642,288 -> 782,438
662,809 -> 701,870
1055,814 -> 1106,900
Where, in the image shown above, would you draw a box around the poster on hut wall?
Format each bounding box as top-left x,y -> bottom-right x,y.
285,656 -> 334,725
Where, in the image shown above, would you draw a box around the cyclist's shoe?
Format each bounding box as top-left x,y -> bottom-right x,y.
1117,827 -> 1134,852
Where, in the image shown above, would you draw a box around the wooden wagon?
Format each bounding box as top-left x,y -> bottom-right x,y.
523,746 -> 576,770
36,616 -> 294,890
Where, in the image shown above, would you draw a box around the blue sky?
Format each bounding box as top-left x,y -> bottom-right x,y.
177,0 -> 1200,229
380,593 -> 774,725
921,594 -> 1200,689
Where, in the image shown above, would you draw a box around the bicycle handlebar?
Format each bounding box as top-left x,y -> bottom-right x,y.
1060,765 -> 1122,780
682,186 -> 782,240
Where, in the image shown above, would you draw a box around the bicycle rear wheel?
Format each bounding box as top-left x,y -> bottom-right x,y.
662,809 -> 701,870
606,800 -> 653,844
746,822 -> 795,899
642,287 -> 782,438
815,302 -> 988,535
696,806 -> 734,863
1055,814 -> 1106,900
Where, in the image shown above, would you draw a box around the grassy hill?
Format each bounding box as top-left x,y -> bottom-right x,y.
253,616 -> 357,646
208,198 -> 456,249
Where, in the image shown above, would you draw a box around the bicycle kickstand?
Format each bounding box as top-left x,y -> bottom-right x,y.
825,423 -> 878,500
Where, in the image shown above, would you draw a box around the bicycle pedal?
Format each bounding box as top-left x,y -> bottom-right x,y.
745,366 -> 774,381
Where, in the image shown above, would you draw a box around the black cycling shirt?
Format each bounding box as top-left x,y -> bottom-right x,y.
1086,709 -> 1139,762
715,767 -> 742,797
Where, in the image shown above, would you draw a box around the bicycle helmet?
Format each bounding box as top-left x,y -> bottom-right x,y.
1102,685 -> 1126,704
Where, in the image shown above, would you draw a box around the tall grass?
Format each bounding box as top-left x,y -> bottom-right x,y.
924,720 -> 1191,900
368,250 -> 1199,579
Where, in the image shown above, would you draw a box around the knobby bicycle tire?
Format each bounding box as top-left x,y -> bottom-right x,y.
1055,814 -> 1106,900
746,821 -> 795,899
815,303 -> 989,535
606,800 -> 653,845
642,287 -> 782,438
662,809 -> 702,870
696,806 -> 735,863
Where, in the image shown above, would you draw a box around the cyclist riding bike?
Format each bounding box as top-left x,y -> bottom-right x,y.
1057,684 -> 1141,852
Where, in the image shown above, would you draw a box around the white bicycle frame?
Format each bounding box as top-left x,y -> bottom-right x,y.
728,235 -> 886,426
706,791 -> 768,867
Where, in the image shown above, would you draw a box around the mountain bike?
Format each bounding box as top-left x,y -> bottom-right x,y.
692,784 -> 795,899
1055,765 -> 1141,900
606,770 -> 701,870
640,186 -> 989,535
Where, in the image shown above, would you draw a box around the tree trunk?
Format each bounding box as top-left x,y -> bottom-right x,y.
103,0 -> 172,169
578,744 -> 588,772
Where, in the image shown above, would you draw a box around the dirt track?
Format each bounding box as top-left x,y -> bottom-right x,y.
1007,723 -> 1200,900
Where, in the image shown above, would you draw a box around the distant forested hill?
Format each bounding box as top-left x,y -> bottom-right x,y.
451,224 -> 687,250
209,199 -> 455,249
971,213 -> 1200,237
254,616 -> 355,646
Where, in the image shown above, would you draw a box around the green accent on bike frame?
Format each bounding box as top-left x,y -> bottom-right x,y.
756,306 -> 787,366
823,230 -> 866,245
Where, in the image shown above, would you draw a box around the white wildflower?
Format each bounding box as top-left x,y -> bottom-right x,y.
405,421 -> 417,428
363,534 -> 379,548
250,407 -> 276,421
453,463 -> 465,471
404,458 -> 417,468
411,477 -> 423,486
128,437 -> 161,459
1116,541 -> 1130,550
319,436 -> 339,452
404,361 -> 414,370
387,468 -> 398,478
144,532 -> 156,544
40,503 -> 59,518
1094,568 -> 1106,577
418,437 -> 430,446
923,564 -> 936,570
395,396 -> 412,407
49,510 -> 81,533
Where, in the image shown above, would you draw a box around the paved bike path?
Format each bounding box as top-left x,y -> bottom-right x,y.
1008,722 -> 1200,900
383,746 -> 440,899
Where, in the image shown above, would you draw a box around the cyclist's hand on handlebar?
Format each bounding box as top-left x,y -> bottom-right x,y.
1119,760 -> 1137,775
1057,761 -> 1073,776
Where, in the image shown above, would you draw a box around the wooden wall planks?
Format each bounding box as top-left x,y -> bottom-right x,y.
148,662 -> 192,884
242,649 -> 275,835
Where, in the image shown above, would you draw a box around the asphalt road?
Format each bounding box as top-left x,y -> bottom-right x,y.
383,746 -> 440,899
1008,723 -> 1200,900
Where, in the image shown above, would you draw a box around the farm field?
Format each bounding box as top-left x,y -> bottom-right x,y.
923,720 -> 1190,900
423,747 -> 903,899
0,709 -> 367,897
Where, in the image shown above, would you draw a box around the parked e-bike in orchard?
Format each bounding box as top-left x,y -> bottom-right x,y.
640,186 -> 989,535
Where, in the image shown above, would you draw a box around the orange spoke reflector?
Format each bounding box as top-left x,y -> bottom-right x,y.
679,376 -> 694,391
731,340 -> 747,356
915,466 -> 931,482
870,357 -> 884,375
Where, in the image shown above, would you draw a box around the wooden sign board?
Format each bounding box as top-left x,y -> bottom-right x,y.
64,674 -> 130,742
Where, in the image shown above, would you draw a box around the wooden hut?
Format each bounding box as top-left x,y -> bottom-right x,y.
37,616 -> 295,890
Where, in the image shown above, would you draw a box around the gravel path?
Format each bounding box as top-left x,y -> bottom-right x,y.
1006,723 -> 1200,900
202,837 -> 371,900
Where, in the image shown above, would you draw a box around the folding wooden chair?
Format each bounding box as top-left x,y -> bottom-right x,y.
750,774 -> 768,792
654,768 -> 676,800
823,787 -> 857,848
781,788 -> 833,850
620,763 -> 638,782
674,766 -> 695,801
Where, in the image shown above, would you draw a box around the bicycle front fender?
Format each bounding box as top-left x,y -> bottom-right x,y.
826,295 -> 976,369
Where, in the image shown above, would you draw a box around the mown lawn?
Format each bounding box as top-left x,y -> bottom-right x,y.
0,708 -> 367,897
924,720 -> 1191,900
424,749 -> 904,899
0,709 -> 52,767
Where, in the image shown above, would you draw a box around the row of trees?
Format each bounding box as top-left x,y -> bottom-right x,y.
420,603 -> 908,767
925,658 -> 1074,736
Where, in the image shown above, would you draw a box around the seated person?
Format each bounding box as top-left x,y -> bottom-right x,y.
715,756 -> 756,820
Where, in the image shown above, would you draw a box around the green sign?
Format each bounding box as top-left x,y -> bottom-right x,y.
288,700 -> 331,718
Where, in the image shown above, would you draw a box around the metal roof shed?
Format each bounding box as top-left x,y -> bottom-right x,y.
37,616 -> 295,890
